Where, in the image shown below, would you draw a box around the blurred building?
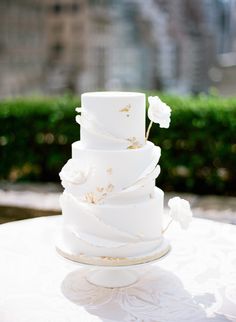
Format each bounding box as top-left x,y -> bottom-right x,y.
0,0 -> 236,97
0,0 -> 46,97
81,1 -> 154,92
205,0 -> 236,95
44,0 -> 88,93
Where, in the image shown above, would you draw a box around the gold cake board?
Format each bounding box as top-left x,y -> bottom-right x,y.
56,237 -> 171,268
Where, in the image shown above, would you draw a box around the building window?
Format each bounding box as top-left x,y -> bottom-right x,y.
51,3 -> 62,14
51,42 -> 64,58
71,3 -> 80,12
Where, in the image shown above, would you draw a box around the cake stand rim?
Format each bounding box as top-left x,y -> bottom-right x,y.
55,236 -> 171,269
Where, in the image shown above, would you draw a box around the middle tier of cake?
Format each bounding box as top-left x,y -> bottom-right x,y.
60,141 -> 161,204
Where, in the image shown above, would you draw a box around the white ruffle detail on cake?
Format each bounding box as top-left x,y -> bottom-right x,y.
60,192 -> 140,243
108,165 -> 160,197
60,143 -> 161,203
117,146 -> 160,192
64,225 -> 161,251
62,225 -> 163,258
65,225 -> 128,248
105,159 -> 160,202
60,187 -> 164,257
76,107 -> 131,147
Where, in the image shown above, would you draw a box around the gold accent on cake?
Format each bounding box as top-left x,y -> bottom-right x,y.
56,241 -> 171,267
119,104 -> 131,112
100,256 -> 127,261
107,183 -> 114,192
84,184 -> 114,204
96,187 -> 104,193
127,137 -> 142,149
84,192 -> 101,204
106,168 -> 113,175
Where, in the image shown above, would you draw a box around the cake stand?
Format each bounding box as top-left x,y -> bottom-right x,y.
56,238 -> 171,288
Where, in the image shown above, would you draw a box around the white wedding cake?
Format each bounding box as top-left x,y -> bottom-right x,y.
57,92 -> 192,266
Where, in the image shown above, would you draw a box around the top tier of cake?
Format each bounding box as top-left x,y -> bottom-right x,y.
79,92 -> 146,150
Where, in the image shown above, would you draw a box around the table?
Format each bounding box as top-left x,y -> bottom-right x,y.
0,215 -> 235,322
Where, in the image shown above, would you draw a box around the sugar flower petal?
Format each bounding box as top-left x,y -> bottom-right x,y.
59,159 -> 89,185
148,96 -> 171,128
168,196 -> 192,229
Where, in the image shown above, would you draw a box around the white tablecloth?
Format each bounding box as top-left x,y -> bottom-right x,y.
0,215 -> 236,322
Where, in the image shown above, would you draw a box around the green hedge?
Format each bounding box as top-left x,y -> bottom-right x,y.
1,94 -> 236,195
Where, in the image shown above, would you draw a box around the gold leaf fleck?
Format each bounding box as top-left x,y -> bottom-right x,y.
84,192 -> 101,204
84,183 -> 114,204
127,137 -> 142,149
106,167 -> 113,175
107,183 -> 114,192
100,256 -> 126,261
119,104 -> 131,112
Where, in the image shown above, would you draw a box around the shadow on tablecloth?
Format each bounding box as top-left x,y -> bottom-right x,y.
61,266 -> 230,322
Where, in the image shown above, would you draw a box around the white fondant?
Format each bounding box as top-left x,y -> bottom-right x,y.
119,164 -> 160,194
60,192 -> 138,243
80,92 -> 145,149
59,91 -> 165,261
61,188 -> 163,258
62,229 -> 162,258
76,108 -> 128,146
104,181 -> 155,204
63,141 -> 160,204
65,225 -> 127,248
94,188 -> 163,239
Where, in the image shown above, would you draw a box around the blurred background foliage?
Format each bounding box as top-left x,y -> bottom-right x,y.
1,0 -> 236,196
1,94 -> 236,195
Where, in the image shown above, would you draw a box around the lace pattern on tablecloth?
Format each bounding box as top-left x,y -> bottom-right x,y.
61,266 -> 233,322
0,216 -> 235,322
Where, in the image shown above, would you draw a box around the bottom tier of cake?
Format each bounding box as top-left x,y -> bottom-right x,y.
56,236 -> 170,267
60,187 -> 164,260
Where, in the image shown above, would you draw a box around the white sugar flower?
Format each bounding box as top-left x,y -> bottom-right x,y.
145,96 -> 172,141
168,197 -> 192,229
148,96 -> 171,128
59,159 -> 89,185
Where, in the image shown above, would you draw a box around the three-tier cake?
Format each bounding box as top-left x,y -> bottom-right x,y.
57,92 -> 171,266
